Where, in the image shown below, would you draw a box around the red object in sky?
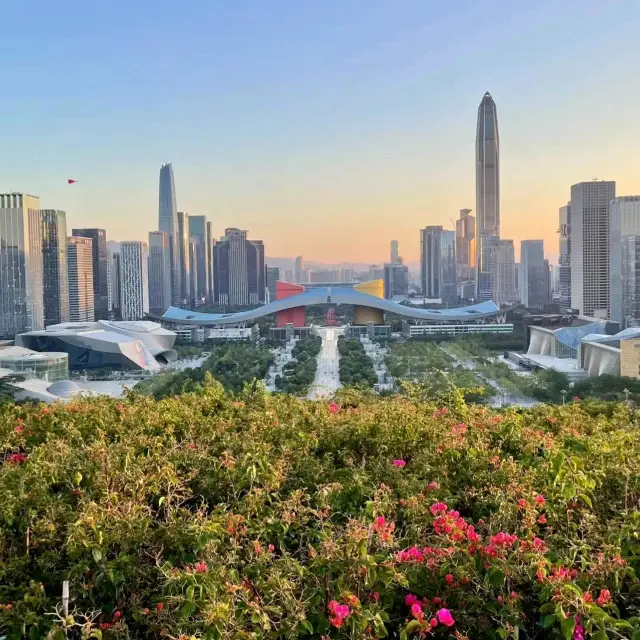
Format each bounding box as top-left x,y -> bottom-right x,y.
67,179 -> 78,184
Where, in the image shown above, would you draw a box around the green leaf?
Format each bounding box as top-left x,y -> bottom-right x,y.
489,567 -> 505,587
405,620 -> 422,634
561,616 -> 575,640
562,485 -> 576,501
542,614 -> 555,628
182,601 -> 196,617
186,584 -> 195,601
299,620 -> 313,635
92,547 -> 102,562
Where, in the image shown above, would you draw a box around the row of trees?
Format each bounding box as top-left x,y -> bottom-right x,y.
275,335 -> 322,396
337,337 -> 377,387
137,343 -> 273,398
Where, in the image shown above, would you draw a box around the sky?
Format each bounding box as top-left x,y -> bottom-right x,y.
2,0 -> 640,265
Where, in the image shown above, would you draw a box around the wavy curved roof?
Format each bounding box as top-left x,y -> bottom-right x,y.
156,287 -> 504,326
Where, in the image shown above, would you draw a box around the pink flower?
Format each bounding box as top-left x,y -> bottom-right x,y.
405,594 -> 420,607
428,618 -> 438,628
7,453 -> 26,464
573,615 -> 584,640
596,589 -> 611,606
445,573 -> 454,585
328,403 -> 340,414
411,603 -> 424,619
328,600 -> 350,627
268,544 -> 275,553
517,498 -> 529,509
396,546 -> 424,563
14,425 -> 23,434
369,592 -> 380,603
427,481 -> 440,490
392,459 -> 406,468
436,608 -> 455,627
534,494 -> 546,506
430,502 -> 448,516
194,561 -> 208,573
537,515 -> 547,524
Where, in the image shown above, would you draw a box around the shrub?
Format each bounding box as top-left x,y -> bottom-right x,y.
0,384 -> 639,638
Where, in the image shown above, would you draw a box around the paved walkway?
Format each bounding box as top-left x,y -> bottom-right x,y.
307,326 -> 343,399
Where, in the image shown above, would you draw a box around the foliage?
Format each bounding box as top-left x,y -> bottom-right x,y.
174,343 -> 209,358
136,343 -> 273,398
573,374 -> 640,403
0,374 -> 23,406
338,337 -> 377,387
275,336 -> 321,395
1,386 -> 640,638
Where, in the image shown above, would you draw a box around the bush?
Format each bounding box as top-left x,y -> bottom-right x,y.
275,336 -> 322,395
338,337 -> 377,387
1,385 -> 640,638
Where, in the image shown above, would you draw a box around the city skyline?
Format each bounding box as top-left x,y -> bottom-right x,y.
2,2 -> 640,263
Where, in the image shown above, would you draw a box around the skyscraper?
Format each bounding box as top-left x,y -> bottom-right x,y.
609,196 -> 640,326
189,237 -> 198,306
41,210 -> 69,326
148,231 -> 172,314
420,227 -> 457,303
188,215 -> 210,303
495,239 -> 516,304
213,228 -> 265,307
206,220 -> 214,303
519,240 -> 549,309
0,193 -> 44,337
475,92 -> 500,301
158,163 -> 180,304
294,256 -> 304,284
177,211 -> 191,305
390,240 -> 399,265
67,236 -> 95,322
120,241 -> 149,321
72,228 -> 108,320
266,266 -> 281,302
570,180 -> 616,318
455,209 -> 476,282
558,204 -> 571,308
107,241 -> 121,315
383,263 -> 409,299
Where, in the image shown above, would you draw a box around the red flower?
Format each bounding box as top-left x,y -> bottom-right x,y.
445,574 -> 454,585
596,589 -> 611,606
268,544 -> 275,553
328,403 -> 340,414
537,515 -> 547,524
428,618 -> 438,628
7,453 -> 26,464
517,498 -> 529,509
411,603 -> 424,619
427,481 -> 440,490
534,494 -> 546,506
113,610 -> 122,620
99,623 -> 112,631
14,425 -> 23,434
194,561 -> 208,573
369,592 -> 380,602
583,592 -> 593,603
156,602 -> 164,611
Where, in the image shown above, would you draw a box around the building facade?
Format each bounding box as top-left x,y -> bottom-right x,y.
0,193 -> 44,338
476,92 -> 500,301
495,239 -> 516,304
148,231 -> 173,314
177,211 -> 191,305
71,228 -> 108,320
41,210 -> 69,326
570,180 -> 616,318
158,163 -> 180,304
119,241 -> 149,320
558,204 -> 571,308
67,236 -> 95,322
106,242 -> 121,316
247,240 -> 265,304
610,196 -> 640,327
266,266 -> 280,302
455,208 -> 476,282
519,240 -> 549,309
383,262 -> 409,299
390,240 -> 399,264
294,256 -> 304,284
206,220 -> 214,303
188,215 -> 210,303
420,226 -> 456,302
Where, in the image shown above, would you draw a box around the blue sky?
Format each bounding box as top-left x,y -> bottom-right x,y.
2,0 -> 640,263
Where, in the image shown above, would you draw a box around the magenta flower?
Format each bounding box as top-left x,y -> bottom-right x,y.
328,403 -> 340,414
436,608 -> 455,627
392,459 -> 406,468
411,603 -> 424,619
405,594 -> 420,607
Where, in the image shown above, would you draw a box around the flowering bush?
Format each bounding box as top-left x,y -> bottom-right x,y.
1,380 -> 640,639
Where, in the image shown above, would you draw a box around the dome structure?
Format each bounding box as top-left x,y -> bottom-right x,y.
47,379 -> 82,399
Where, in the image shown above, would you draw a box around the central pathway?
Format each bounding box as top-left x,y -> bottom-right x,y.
307,326 -> 343,399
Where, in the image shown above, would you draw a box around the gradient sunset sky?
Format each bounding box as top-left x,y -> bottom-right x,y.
2,0 -> 640,265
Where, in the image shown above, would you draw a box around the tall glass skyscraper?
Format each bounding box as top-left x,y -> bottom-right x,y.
475,92 -> 500,301
41,210 -> 70,326
71,228 -> 108,320
158,163 -> 180,304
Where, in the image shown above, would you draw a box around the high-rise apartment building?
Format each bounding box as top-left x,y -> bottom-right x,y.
119,241 -> 149,320
41,210 -> 69,326
369,264 -> 385,281
176,211 -> 191,305
420,226 -> 456,303
213,228 -> 265,306
206,221 -> 214,303
390,240 -> 399,265
189,237 -> 198,305
266,266 -> 281,302
519,240 -> 549,309
0,193 -> 44,337
106,241 -> 120,315
158,163 -> 180,304
294,256 -> 304,284
72,228 -> 108,320
495,239 -> 516,304
188,215 -> 210,303
558,204 -> 571,308
570,180 -> 616,318
67,236 -> 95,322
148,232 -> 172,314
475,92 -> 500,301
383,263 -> 409,299
609,196 -> 640,327
455,209 -> 476,282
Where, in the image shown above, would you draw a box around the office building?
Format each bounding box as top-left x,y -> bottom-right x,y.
390,240 -> 399,264
106,241 -> 120,315
495,239 -> 516,304
383,262 -> 409,299
206,221 -> 214,303
158,163 -> 180,304
294,256 -> 305,284
189,237 -> 198,306
420,226 -> 456,302
283,269 -> 294,283
148,232 -> 172,314
610,196 -> 640,327
177,211 -> 191,305
455,209 -> 476,282
519,240 -> 550,309
72,228 -> 108,320
558,204 -> 571,308
41,210 -> 69,326
213,229 -> 265,306
0,193 -> 44,338
266,266 -> 281,302
120,241 -> 149,321
67,236 -> 95,322
188,215 -> 210,303
476,92 -> 500,300
570,180 -> 616,318
369,264 -> 385,281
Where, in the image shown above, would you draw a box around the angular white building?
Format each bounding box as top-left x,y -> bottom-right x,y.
120,241 -> 149,321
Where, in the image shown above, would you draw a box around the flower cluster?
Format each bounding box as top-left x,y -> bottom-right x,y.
372,516 -> 395,544
328,600 -> 350,628
393,459 -> 406,468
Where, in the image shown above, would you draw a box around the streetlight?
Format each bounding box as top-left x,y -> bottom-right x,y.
561,389 -> 567,405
